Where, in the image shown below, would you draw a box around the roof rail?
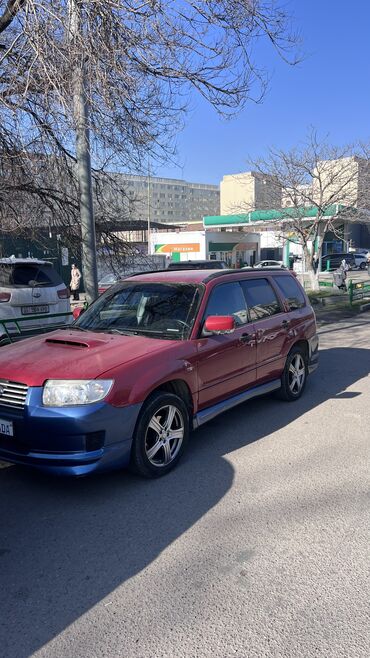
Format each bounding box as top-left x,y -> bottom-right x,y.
203,267 -> 292,282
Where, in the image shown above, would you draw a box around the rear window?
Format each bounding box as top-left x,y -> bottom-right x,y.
273,275 -> 306,310
0,264 -> 63,288
240,278 -> 281,320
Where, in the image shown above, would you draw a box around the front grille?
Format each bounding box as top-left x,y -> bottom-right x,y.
0,380 -> 28,409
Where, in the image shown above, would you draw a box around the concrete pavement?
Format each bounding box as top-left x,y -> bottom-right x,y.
0,313 -> 369,658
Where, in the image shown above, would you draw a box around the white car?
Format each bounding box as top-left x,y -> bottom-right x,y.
253,260 -> 286,269
353,253 -> 368,270
0,258 -> 71,340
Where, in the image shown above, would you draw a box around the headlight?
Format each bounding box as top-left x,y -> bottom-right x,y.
42,379 -> 114,407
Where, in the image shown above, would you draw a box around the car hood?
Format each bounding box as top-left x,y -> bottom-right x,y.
0,330 -> 172,386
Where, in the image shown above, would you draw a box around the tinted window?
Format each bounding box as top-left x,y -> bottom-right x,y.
241,279 -> 281,320
273,275 -> 306,310
204,282 -> 247,326
0,264 -> 62,288
77,282 -> 199,340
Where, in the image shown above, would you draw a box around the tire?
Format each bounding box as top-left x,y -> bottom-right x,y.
276,346 -> 307,402
130,392 -> 190,478
360,262 -> 366,270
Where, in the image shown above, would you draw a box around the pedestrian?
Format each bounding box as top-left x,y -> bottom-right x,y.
70,263 -> 81,301
367,253 -> 370,277
339,258 -> 349,279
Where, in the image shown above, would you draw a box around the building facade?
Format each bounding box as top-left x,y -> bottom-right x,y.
119,174 -> 220,225
220,171 -> 281,215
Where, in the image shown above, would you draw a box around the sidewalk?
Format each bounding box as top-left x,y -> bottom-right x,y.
313,301 -> 370,325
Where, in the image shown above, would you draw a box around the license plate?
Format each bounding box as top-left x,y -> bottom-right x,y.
0,419 -> 13,437
21,305 -> 49,315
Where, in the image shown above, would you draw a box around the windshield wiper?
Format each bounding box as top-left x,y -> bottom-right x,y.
67,325 -> 90,332
106,328 -> 138,336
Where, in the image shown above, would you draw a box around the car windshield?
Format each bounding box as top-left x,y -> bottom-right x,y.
76,282 -> 201,340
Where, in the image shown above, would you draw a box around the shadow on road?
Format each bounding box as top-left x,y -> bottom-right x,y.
0,347 -> 368,657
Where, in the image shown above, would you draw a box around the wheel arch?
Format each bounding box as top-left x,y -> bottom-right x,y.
289,339 -> 309,363
133,379 -> 194,430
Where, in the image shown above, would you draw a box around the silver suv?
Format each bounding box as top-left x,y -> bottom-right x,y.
0,258 -> 71,337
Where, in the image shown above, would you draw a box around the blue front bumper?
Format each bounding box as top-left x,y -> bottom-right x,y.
0,387 -> 142,475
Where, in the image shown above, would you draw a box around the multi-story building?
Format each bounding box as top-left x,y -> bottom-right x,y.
220,171 -> 281,215
119,174 -> 220,225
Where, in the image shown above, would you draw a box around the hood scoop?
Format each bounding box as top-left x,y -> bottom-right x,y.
45,338 -> 89,348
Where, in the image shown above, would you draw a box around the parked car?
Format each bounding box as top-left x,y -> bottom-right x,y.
353,253 -> 368,270
98,273 -> 125,295
353,248 -> 370,257
167,260 -> 228,270
320,253 -> 356,271
0,258 -> 70,340
253,260 -> 286,269
0,268 -> 318,477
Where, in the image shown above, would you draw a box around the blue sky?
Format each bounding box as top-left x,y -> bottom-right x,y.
156,0 -> 370,185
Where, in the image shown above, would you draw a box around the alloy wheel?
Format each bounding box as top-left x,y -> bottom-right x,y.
288,354 -> 306,395
145,404 -> 184,467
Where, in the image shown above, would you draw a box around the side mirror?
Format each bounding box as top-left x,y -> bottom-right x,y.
72,307 -> 85,321
203,315 -> 235,335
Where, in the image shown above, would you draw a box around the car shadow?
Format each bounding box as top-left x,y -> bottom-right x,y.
0,346 -> 368,657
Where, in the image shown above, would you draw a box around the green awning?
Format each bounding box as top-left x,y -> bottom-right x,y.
208,242 -> 239,251
204,204 -> 351,227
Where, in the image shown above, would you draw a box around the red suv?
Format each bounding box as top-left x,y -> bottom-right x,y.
0,268 -> 318,477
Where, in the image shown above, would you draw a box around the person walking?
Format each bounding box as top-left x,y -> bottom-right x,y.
70,263 -> 81,301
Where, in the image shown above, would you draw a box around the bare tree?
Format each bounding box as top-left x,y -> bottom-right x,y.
0,0 -> 299,284
249,131 -> 370,289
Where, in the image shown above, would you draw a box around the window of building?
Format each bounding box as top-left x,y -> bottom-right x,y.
240,279 -> 281,321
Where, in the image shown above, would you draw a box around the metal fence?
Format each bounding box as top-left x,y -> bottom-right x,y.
348,279 -> 370,305
0,312 -> 73,346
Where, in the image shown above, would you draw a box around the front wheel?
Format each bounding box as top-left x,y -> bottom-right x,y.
360,262 -> 367,270
277,346 -> 307,401
130,392 -> 190,478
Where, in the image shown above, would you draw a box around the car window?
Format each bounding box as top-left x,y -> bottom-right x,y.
204,282 -> 248,326
240,278 -> 282,321
0,264 -> 62,288
77,282 -> 200,340
273,275 -> 306,310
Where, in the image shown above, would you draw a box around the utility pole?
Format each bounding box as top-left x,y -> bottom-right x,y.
147,158 -> 151,256
68,0 -> 98,304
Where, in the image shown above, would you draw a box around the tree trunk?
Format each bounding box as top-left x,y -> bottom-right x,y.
303,245 -> 320,291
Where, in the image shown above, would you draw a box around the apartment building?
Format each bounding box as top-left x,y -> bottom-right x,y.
119,174 -> 220,225
220,171 -> 281,215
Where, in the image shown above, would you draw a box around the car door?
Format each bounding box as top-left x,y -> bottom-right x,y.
196,281 -> 257,409
240,277 -> 289,383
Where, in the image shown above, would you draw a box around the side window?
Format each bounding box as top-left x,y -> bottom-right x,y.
204,282 -> 248,327
240,278 -> 281,321
273,275 -> 306,310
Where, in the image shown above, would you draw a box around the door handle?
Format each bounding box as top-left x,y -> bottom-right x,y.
240,332 -> 255,344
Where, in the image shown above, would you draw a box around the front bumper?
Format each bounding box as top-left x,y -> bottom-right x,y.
0,387 -> 142,475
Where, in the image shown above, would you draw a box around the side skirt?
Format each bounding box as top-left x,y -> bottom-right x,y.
193,379 -> 281,429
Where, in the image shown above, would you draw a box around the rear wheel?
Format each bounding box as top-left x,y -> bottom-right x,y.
277,346 -> 307,401
130,392 -> 189,478
360,262 -> 366,270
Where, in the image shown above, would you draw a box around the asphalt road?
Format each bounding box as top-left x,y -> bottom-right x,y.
0,314 -> 369,658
